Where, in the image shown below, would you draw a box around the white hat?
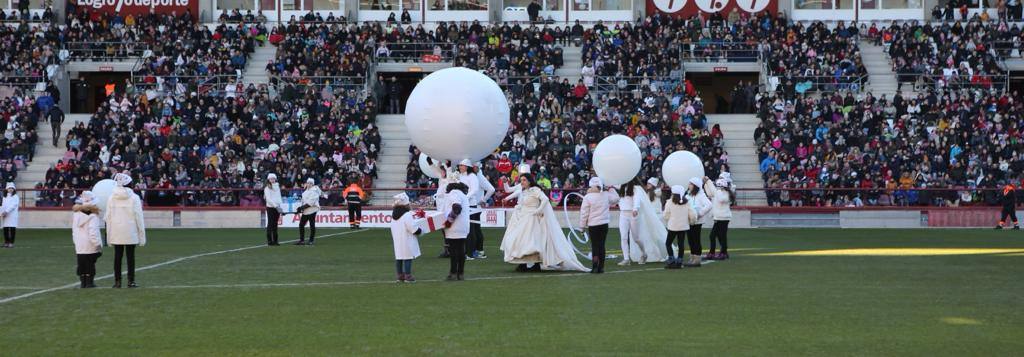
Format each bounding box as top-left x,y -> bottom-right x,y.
459,159 -> 473,167
715,178 -> 730,188
670,185 -> 685,195
4,182 -> 13,190
306,178 -> 315,185
647,178 -> 659,187
80,191 -> 95,205
393,192 -> 410,206
688,177 -> 702,188
267,173 -> 277,180
113,173 -> 132,187
719,172 -> 733,183
588,177 -> 603,188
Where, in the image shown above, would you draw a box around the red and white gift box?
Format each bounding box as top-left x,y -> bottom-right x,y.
415,211 -> 448,234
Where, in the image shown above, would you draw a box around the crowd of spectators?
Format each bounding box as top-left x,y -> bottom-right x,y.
754,88 -> 1023,207
37,83 -> 380,207
872,19 -> 1017,91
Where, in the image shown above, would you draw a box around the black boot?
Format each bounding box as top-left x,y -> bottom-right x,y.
112,279 -> 122,288
84,275 -> 96,288
127,281 -> 139,288
79,275 -> 87,288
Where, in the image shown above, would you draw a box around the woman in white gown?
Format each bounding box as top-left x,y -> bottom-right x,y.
500,174 -> 589,272
616,179 -> 669,265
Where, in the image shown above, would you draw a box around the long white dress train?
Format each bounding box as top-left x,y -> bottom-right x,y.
627,186 -> 669,263
500,187 -> 589,272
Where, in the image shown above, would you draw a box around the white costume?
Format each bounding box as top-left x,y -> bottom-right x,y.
616,185 -> 668,264
686,177 -> 712,226
1,188 -> 19,228
500,186 -> 589,271
105,183 -> 146,246
300,184 -> 322,215
443,189 -> 471,239
391,210 -> 421,260
72,200 -> 102,255
264,180 -> 283,211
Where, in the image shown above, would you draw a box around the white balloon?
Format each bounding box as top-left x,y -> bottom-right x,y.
405,67 -> 510,162
592,135 -> 642,186
91,179 -> 116,218
662,151 -> 705,188
418,153 -> 441,179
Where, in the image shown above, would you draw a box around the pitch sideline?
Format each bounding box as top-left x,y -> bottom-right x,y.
0,230 -> 366,305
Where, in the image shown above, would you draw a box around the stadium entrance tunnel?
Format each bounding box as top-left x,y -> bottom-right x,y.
70,72 -> 131,114
376,71 -> 426,114
686,72 -> 759,114
753,248 -> 1024,256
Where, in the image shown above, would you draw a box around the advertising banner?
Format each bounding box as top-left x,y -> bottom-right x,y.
279,209 -> 507,228
71,0 -> 199,18
646,0 -> 777,17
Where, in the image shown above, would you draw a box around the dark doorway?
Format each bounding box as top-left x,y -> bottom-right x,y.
377,72 -> 425,114
687,72 -> 760,114
1010,71 -> 1024,94
70,72 -> 131,114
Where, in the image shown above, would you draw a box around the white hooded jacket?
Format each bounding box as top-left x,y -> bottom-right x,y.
104,187 -> 146,246
72,204 -> 102,254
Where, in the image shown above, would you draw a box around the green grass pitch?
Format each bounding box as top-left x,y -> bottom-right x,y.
1,228 -> 1023,355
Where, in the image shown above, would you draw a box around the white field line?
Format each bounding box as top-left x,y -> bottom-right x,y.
0,230 -> 364,305
145,261 -> 718,289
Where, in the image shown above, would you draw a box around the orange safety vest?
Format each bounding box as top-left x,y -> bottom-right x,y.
104,83 -> 115,96
343,184 -> 365,202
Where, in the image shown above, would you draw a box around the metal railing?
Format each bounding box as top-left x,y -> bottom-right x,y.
63,42 -> 151,61
918,73 -> 1009,91
765,74 -> 869,94
130,74 -> 242,97
20,186 -> 1022,210
591,76 -> 682,96
679,42 -> 763,63
372,42 -> 456,63
270,74 -> 369,94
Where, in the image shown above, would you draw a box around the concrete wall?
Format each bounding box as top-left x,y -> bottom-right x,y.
839,211 -> 922,229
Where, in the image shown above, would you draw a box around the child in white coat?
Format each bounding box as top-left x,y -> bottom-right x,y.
1,182 -> 19,248
703,176 -> 734,260
685,177 -> 711,266
663,185 -> 697,269
390,193 -> 422,283
72,191 -> 102,288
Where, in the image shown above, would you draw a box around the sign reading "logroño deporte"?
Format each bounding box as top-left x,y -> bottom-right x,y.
73,0 -> 198,17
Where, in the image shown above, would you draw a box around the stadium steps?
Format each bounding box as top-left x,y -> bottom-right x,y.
374,114 -> 412,205
554,45 -> 582,83
18,114 -> 90,205
750,213 -> 840,228
861,43 -> 909,98
243,45 -> 277,85
706,114 -> 766,206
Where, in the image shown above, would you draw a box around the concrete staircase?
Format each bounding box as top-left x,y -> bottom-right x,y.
555,45 -> 583,83
706,114 -> 766,206
18,114 -> 90,205
861,43 -> 906,98
243,45 -> 276,85
373,114 -> 411,205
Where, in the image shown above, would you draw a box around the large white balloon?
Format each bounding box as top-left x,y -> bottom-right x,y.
405,67 -> 510,162
418,153 -> 441,179
91,179 -> 116,218
662,151 -> 705,187
592,135 -> 642,186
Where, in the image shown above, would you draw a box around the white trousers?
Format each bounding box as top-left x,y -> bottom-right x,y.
618,213 -> 645,261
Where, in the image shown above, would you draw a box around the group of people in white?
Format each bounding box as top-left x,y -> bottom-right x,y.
389,158 -> 736,282
70,173 -> 147,288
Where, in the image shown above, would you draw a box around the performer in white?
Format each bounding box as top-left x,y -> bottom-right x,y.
616,178 -> 668,265
501,163 -> 531,203
263,173 -> 283,246
1,182 -> 18,248
390,193 -> 422,283
646,177 -> 663,214
295,178 -> 322,246
426,157 -> 457,258
105,173 -> 146,288
471,162 -> 495,258
457,159 -> 484,259
500,174 -> 589,272
685,177 -> 712,267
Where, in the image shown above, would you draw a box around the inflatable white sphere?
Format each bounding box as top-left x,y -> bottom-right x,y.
91,179 -> 116,218
592,135 -> 642,186
662,151 -> 705,187
405,67 -> 510,162
418,153 -> 441,179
